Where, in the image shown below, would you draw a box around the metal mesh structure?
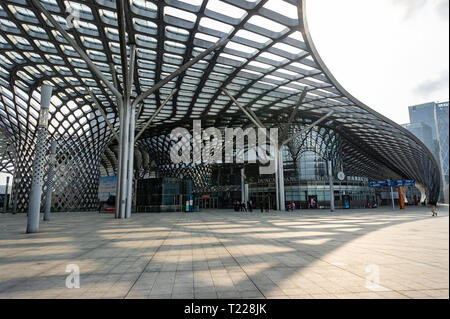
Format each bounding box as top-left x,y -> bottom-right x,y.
0,131 -> 14,174
0,0 -> 441,212
137,135 -> 213,188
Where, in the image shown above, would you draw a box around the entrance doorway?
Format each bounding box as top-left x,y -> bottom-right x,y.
196,197 -> 218,209
249,192 -> 275,211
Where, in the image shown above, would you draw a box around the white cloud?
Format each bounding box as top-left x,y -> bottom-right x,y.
306,0 -> 449,124
415,70 -> 449,97
437,0 -> 449,20
392,0 -> 448,20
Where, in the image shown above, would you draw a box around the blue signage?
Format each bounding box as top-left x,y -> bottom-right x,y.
403,180 -> 415,186
388,180 -> 398,187
369,181 -> 388,187
369,180 -> 415,188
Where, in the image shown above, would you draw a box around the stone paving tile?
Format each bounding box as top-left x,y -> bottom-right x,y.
288,294 -> 313,299
310,293 -> 338,299
420,289 -> 449,297
194,292 -> 218,299
172,293 -> 195,299
0,206 -> 448,299
238,290 -> 265,298
217,290 -> 241,299
375,291 -> 409,299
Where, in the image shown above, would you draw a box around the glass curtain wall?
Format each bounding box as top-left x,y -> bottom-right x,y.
281,130 -> 375,209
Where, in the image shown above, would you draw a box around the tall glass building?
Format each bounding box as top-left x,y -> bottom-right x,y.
407,101 -> 449,202
435,102 -> 449,202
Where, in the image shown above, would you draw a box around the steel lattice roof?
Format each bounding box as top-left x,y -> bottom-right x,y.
0,0 -> 441,203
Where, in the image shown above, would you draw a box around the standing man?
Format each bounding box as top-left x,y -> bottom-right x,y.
431,200 -> 438,216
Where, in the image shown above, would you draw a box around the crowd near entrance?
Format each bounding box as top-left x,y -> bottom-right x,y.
101,162 -> 425,213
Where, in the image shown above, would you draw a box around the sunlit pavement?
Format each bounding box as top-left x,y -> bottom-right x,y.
0,205 -> 448,299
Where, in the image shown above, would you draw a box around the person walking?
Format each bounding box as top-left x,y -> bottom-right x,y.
247,200 -> 253,212
241,201 -> 247,212
235,200 -> 240,212
431,200 -> 438,216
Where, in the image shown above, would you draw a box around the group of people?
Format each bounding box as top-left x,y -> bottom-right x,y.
234,200 -> 253,212
231,197 -> 440,216
234,198 -> 298,212
287,201 -> 296,211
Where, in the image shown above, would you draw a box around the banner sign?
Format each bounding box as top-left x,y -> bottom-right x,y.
98,176 -> 117,201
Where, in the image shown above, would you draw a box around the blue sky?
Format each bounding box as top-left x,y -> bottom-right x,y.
307,0 -> 449,125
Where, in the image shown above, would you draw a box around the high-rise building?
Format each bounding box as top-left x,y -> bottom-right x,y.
407,101 -> 449,202
435,102 -> 449,203
409,102 -> 440,139
402,123 -> 434,149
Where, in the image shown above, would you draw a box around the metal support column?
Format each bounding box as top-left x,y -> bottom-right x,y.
116,0 -> 130,219
241,167 -> 245,204
126,104 -> 136,219
274,148 -> 279,211
3,176 -> 9,213
115,102 -> 124,219
43,140 -> 57,221
328,160 -> 335,212
125,45 -> 137,219
27,84 -> 53,233
278,147 -> 285,211
390,186 -> 395,210
118,103 -> 130,219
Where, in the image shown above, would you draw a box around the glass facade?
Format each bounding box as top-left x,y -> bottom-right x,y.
409,102 -> 439,139
435,102 -> 449,202
407,101 -> 449,202
280,146 -> 374,209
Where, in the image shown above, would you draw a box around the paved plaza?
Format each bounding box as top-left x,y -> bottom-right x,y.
0,205 -> 448,299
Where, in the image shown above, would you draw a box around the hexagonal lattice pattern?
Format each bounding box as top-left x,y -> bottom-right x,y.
0,0 -> 441,211
0,131 -> 14,174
